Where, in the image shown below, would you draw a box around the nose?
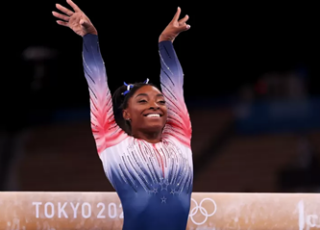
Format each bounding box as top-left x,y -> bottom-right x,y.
149,105 -> 159,110
149,101 -> 159,110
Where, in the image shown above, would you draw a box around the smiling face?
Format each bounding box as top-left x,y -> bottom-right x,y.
123,85 -> 168,134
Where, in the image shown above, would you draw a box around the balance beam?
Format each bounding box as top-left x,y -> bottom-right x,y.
0,192 -> 319,229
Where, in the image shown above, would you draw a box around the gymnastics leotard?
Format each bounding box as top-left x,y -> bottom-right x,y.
82,33 -> 193,230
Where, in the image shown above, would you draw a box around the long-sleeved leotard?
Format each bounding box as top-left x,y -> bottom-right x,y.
159,41 -> 192,147
83,34 -> 193,230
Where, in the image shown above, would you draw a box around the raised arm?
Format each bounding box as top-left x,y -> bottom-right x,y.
82,34 -> 127,153
53,0 -> 126,154
159,7 -> 192,147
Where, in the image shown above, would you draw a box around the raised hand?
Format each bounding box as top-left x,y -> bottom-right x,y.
159,7 -> 190,43
52,0 -> 97,37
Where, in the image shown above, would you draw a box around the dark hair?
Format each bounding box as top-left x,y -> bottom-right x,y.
112,81 -> 158,134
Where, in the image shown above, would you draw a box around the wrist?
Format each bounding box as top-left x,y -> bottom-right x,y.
159,33 -> 175,43
81,25 -> 98,37
88,28 -> 98,36
82,32 -> 98,38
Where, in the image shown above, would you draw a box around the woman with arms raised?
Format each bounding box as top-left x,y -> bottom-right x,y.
53,1 -> 192,229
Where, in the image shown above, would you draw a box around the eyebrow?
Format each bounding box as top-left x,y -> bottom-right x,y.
135,93 -> 164,97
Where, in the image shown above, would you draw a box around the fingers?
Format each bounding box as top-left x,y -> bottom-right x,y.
178,14 -> 190,30
66,0 -> 81,12
52,11 -> 70,21
183,24 -> 191,30
171,6 -> 181,23
171,7 -> 191,30
56,3 -> 73,16
56,20 -> 69,27
178,14 -> 189,25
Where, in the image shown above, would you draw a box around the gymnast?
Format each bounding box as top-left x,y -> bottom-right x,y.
53,1 -> 192,229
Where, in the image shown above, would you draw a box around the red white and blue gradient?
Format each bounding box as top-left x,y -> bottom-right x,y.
83,34 -> 193,230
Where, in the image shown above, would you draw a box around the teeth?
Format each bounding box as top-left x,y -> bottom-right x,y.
147,114 -> 160,117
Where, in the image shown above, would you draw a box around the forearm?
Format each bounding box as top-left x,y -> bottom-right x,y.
159,40 -> 191,146
82,34 -> 106,82
82,34 -> 126,152
158,40 -> 183,85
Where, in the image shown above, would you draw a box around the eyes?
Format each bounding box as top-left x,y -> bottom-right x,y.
138,99 -> 166,105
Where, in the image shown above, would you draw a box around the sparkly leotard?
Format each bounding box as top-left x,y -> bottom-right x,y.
83,34 -> 193,230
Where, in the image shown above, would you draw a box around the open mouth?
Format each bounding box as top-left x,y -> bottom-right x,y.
144,113 -> 162,117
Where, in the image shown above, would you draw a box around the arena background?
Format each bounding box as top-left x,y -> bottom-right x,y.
1,1 -> 320,194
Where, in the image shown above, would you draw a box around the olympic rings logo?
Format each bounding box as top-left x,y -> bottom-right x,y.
189,198 -> 217,225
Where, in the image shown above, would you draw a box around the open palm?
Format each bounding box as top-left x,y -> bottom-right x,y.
52,0 -> 97,37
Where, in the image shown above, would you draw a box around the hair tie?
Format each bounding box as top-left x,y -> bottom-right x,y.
122,78 -> 149,96
144,78 -> 149,84
122,82 -> 133,95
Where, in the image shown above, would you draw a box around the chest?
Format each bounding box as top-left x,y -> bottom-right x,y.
101,137 -> 193,193
126,138 -> 190,174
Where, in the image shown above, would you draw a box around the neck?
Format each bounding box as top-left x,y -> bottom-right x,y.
131,129 -> 162,143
